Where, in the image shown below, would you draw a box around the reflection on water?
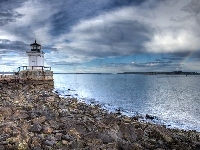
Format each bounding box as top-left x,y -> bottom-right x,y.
54,74 -> 200,131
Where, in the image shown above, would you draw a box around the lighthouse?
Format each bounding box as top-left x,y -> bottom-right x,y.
17,40 -> 53,80
27,40 -> 44,70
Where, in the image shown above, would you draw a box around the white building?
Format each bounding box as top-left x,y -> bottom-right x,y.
26,40 -> 44,70
16,40 -> 53,80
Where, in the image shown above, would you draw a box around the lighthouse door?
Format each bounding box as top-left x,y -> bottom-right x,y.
30,56 -> 37,69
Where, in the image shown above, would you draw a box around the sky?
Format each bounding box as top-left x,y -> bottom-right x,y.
0,0 -> 200,73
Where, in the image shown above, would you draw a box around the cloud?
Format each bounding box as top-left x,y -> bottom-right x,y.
181,0 -> 200,14
53,0 -> 200,64
0,10 -> 24,26
0,39 -> 28,51
54,6 -> 153,62
0,0 -> 25,26
1,0 -> 200,72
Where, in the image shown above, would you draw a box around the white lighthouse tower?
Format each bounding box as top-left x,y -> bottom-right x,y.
27,40 -> 44,70
17,40 -> 53,80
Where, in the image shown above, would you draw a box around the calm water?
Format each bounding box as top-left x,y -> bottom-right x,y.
53,74 -> 200,131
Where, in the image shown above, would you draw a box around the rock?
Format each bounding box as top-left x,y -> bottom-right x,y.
132,143 -> 143,150
194,143 -> 200,150
43,140 -> 55,146
32,146 -> 43,150
62,134 -> 73,141
146,114 -> 156,120
0,141 -> 9,145
48,120 -> 60,129
132,116 -> 143,121
135,128 -> 144,140
32,116 -> 46,124
68,128 -> 81,139
0,145 -> 5,150
47,96 -> 54,102
62,140 -> 69,145
152,126 -> 173,143
98,132 -> 115,144
0,134 -> 10,141
43,126 -> 53,134
31,136 -> 42,147
29,124 -> 42,133
55,133 -> 62,141
119,123 -> 137,142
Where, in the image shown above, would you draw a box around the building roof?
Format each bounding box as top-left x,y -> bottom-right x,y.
30,40 -> 41,46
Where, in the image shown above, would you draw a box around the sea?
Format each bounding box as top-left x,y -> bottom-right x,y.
53,74 -> 200,132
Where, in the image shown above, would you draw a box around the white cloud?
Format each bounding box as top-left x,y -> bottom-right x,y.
145,26 -> 200,53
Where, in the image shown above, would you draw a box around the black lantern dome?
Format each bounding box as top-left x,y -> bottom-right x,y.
30,40 -> 41,52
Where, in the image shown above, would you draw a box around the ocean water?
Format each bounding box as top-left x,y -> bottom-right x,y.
53,74 -> 200,131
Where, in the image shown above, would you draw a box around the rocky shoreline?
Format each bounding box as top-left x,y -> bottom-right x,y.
0,79 -> 200,149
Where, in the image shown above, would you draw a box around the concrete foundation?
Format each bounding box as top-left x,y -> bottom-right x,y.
17,70 -> 53,80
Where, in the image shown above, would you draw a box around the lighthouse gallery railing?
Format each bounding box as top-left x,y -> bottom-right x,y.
17,66 -> 51,72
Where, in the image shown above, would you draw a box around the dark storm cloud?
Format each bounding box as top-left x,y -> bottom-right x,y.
113,0 -> 146,6
105,20 -> 150,45
49,0 -> 110,36
0,0 -> 25,9
0,39 -> 58,56
0,0 -> 25,26
0,39 -> 29,51
48,0 -> 149,36
11,26 -> 36,42
65,20 -> 152,58
180,0 -> 200,26
0,10 -> 24,26
181,0 -> 200,14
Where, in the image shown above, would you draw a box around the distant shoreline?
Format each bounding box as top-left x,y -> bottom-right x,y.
118,71 -> 200,75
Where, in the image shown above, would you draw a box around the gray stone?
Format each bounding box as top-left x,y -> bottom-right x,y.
97,133 -> 115,144
0,134 -> 10,141
30,124 -> 42,132
62,134 -> 73,141
0,145 -> 5,150
32,146 -> 43,150
43,140 -> 55,146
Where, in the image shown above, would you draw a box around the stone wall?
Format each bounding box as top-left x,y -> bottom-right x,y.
0,70 -> 53,81
0,79 -> 54,103
0,74 -> 16,80
18,70 -> 53,80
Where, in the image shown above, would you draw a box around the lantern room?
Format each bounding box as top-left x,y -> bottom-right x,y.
30,39 -> 41,52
